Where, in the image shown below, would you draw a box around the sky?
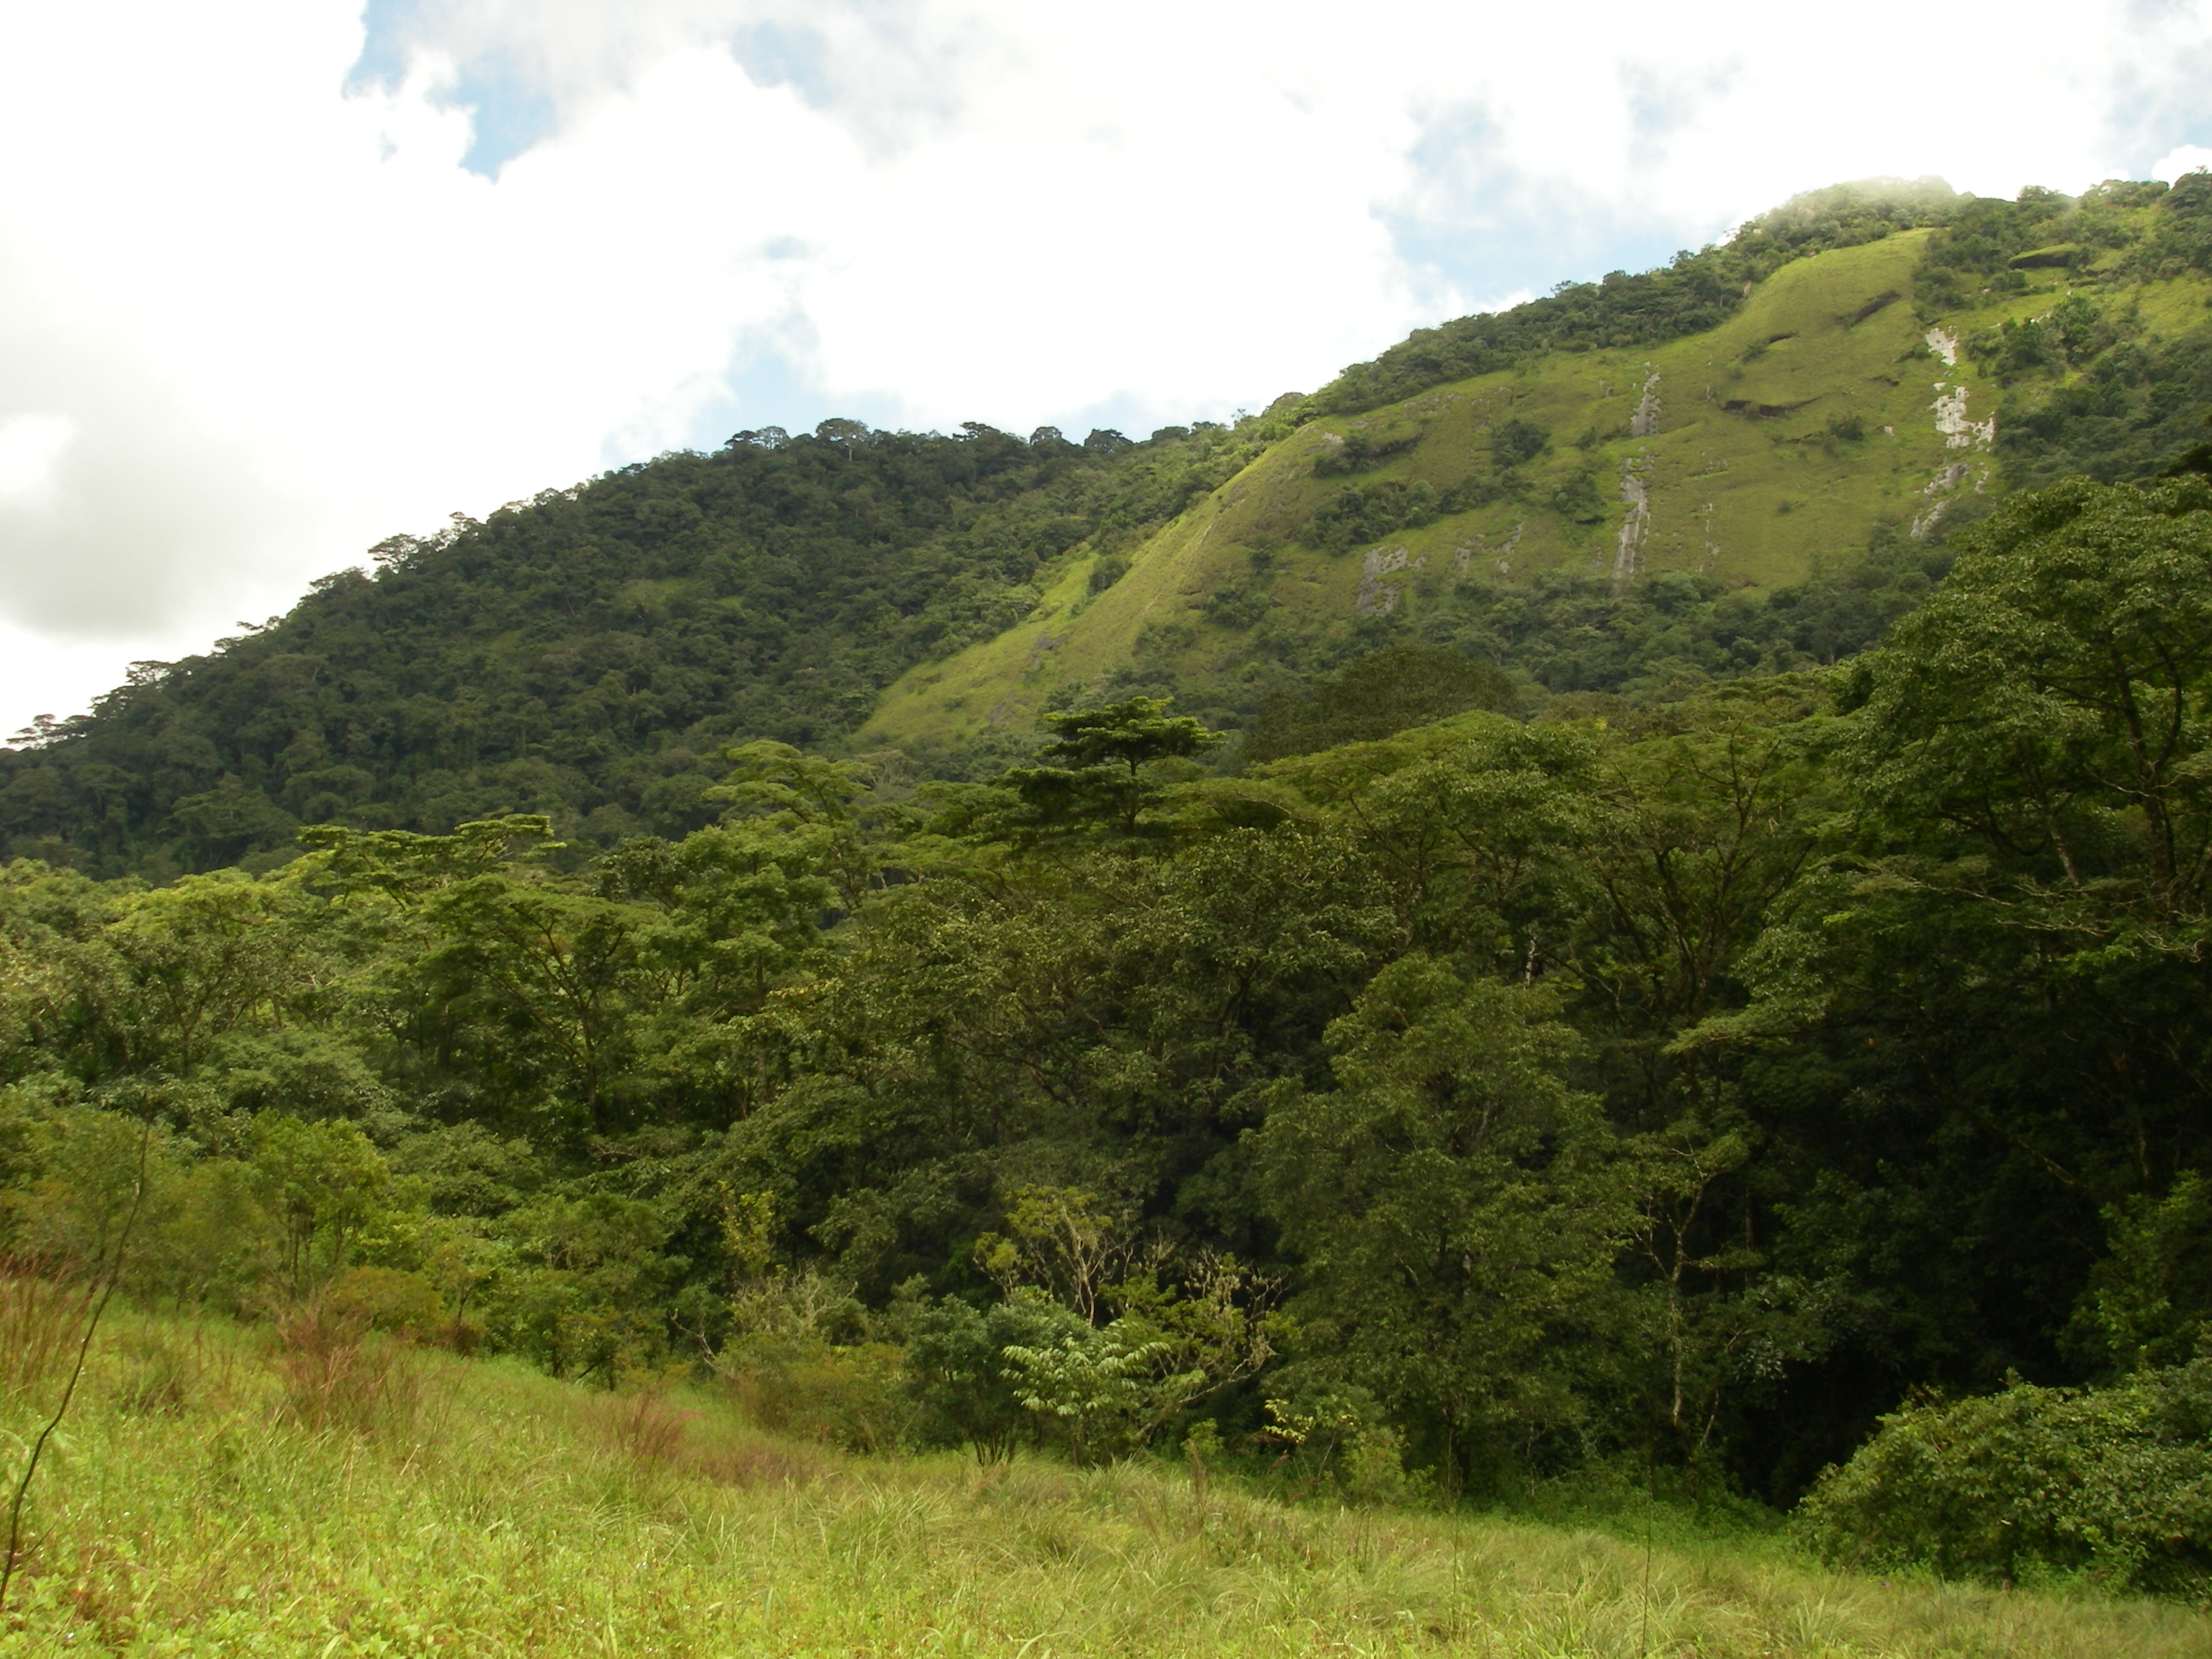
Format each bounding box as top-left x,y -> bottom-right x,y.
4,0 -> 2212,738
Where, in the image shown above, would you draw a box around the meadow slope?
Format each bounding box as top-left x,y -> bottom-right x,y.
2,1303 -> 2209,1658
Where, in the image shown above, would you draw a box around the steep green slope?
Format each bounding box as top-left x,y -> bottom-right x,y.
863,184 -> 2212,747
1307,174 -> 1965,416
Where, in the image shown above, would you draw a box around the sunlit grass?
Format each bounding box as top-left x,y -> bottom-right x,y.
0,1304 -> 2206,1656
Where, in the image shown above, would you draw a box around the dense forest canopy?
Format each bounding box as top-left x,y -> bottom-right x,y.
0,422 -> 1262,874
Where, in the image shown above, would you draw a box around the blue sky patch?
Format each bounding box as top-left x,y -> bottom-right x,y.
353,0 -> 559,178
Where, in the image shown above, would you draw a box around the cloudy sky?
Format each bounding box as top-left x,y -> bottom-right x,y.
4,0 -> 2211,736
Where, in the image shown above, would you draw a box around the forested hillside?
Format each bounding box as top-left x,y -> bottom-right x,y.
868,175 -> 2212,746
24,174 -> 2212,876
12,475 -> 2212,1591
0,423 -> 1266,875
14,173 -> 2212,1580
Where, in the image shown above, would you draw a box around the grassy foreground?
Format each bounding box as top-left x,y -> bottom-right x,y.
1,1306 -> 2208,1656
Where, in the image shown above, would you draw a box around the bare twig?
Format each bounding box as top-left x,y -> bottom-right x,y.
0,1115 -> 153,1617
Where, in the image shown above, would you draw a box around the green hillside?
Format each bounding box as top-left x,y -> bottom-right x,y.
17,469 -> 2212,1589
0,425 -> 1264,874
20,173 -> 2212,1642
863,180 -> 2212,747
9,175 -> 2212,873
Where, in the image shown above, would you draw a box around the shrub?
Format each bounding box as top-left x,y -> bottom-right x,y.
899,1289 -> 1090,1460
1493,418 -> 1549,467
721,1340 -> 911,1452
328,1264 -> 447,1339
1797,1359 -> 2212,1595
1307,480 -> 1439,550
713,1263 -> 912,1452
1258,1388 -> 1419,1506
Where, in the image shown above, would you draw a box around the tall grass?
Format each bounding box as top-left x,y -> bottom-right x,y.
0,1303 -> 2207,1656
0,1266 -> 89,1402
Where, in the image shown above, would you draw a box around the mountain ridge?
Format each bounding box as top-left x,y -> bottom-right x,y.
8,173 -> 2212,873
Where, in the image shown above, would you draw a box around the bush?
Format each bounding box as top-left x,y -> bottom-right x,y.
328,1264 -> 447,1339
1307,480 -> 1439,551
1797,1360 -> 2212,1595
721,1339 -> 912,1452
270,1304 -> 423,1437
1258,1387 -> 1420,1506
1493,418 -> 1549,467
899,1289 -> 1091,1460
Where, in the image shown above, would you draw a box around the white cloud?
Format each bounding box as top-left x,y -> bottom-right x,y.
2,0 -> 2210,734
2155,143 -> 2212,180
0,415 -> 73,498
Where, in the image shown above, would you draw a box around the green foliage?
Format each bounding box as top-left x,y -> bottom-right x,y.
1258,1388 -> 1419,1506
1244,645 -> 1519,763
1549,467 -> 1606,524
1254,959 -> 1630,1491
2001,323 -> 2212,487
1493,418 -> 1550,467
250,1113 -> 389,1298
995,696 -> 1222,837
0,421 -> 1266,873
2071,1175 -> 2212,1373
1798,1360 -> 2212,1596
18,393 -> 2212,1611
1911,185 -> 2086,307
898,1288 -> 1092,1460
1849,476 -> 2212,919
1969,295 -> 2108,381
490,1191 -> 686,1382
328,1263 -> 449,1337
1409,544 -> 1945,705
1306,479 -> 1443,550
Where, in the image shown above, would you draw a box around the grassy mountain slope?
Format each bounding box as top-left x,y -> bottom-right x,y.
863,210 -> 2212,747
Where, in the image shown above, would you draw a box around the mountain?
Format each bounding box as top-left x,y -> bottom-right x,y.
863,176 -> 2212,747
7,174 -> 2212,873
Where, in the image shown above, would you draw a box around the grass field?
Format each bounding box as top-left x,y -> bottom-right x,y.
1,1301 -> 2208,1656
